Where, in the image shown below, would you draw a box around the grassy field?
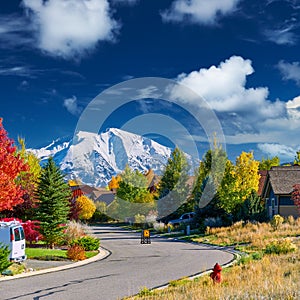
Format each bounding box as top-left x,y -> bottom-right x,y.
26,247 -> 98,260
126,218 -> 300,300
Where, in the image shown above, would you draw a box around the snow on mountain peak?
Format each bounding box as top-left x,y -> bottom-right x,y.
30,128 -> 178,187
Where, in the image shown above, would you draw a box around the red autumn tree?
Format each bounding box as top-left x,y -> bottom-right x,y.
292,184 -> 300,213
0,118 -> 28,211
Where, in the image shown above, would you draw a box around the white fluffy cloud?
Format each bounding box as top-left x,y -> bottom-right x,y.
63,96 -> 82,115
22,0 -> 118,59
257,143 -> 297,161
277,60 -> 300,85
161,0 -> 241,25
286,96 -> 300,119
172,56 -> 286,121
168,55 -> 300,160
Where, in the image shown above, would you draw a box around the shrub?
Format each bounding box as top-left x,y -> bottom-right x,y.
134,214 -> 146,225
286,215 -> 295,225
204,217 -> 223,228
145,210 -> 158,227
138,287 -> 152,297
0,243 -> 12,272
22,220 -> 42,244
270,215 -> 284,231
153,221 -> 166,233
63,220 -> 87,245
265,239 -> 297,255
67,244 -> 86,261
71,236 -> 100,251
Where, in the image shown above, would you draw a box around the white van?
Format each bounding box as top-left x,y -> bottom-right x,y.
0,220 -> 26,262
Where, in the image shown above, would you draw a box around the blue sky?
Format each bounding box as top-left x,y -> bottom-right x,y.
0,0 -> 300,162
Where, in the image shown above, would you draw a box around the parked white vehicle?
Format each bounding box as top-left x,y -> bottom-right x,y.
0,220 -> 26,262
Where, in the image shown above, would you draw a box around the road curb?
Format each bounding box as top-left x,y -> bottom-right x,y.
142,235 -> 243,293
0,246 -> 111,282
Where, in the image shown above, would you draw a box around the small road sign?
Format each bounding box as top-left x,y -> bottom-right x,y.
141,229 -> 151,244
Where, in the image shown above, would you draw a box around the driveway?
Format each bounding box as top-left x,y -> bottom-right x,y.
1,225 -> 234,300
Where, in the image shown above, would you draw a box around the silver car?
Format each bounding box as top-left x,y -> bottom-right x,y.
168,212 -> 196,227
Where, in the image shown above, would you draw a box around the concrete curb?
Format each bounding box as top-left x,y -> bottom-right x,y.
0,246 -> 110,282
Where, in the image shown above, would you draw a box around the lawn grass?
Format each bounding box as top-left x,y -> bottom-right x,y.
26,247 -> 98,260
125,218 -> 300,300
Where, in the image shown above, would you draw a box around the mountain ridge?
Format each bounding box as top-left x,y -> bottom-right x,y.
29,128 -> 195,187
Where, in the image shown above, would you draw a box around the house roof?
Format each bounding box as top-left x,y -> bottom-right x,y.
95,192 -> 115,206
268,165 -> 300,195
258,170 -> 268,196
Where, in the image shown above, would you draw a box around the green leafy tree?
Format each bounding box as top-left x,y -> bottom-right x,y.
192,143 -> 228,227
218,152 -> 260,218
0,243 -> 12,272
108,165 -> 155,221
157,147 -> 190,220
294,150 -> 300,165
236,190 -> 267,222
117,165 -> 150,203
259,156 -> 280,170
217,159 -> 240,214
193,142 -> 227,210
35,157 -> 71,248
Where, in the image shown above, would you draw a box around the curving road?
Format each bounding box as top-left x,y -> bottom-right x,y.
1,225 -> 234,300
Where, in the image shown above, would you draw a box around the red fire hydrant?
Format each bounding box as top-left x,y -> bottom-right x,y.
210,263 -> 222,283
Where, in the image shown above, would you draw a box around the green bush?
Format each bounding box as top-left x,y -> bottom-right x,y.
0,243 -> 12,273
265,239 -> 297,255
270,214 -> 284,231
138,287 -> 152,297
71,236 -> 100,251
134,214 -> 146,225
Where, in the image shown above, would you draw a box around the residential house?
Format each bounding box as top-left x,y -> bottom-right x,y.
261,166 -> 300,218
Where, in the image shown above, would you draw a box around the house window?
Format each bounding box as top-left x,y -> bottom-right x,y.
271,198 -> 275,216
280,196 -> 294,206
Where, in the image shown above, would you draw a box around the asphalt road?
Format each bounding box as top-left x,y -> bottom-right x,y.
1,225 -> 234,300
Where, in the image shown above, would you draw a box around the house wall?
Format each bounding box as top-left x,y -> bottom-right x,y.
279,206 -> 299,218
266,188 -> 278,218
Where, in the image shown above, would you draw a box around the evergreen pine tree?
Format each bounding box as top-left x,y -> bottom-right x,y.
35,157 -> 71,248
157,147 -> 190,220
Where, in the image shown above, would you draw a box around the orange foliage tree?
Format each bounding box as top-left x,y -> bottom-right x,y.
108,175 -> 120,190
0,118 -> 28,211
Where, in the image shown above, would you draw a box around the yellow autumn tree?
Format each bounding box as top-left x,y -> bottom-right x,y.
68,179 -> 82,186
76,195 -> 96,221
233,151 -> 260,201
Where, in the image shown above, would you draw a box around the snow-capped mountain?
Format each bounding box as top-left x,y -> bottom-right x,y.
29,128 -> 194,187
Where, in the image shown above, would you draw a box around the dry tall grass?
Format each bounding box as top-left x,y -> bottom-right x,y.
127,218 -> 300,300
197,218 -> 300,251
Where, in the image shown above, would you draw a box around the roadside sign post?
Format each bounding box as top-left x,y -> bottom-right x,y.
141,229 -> 151,244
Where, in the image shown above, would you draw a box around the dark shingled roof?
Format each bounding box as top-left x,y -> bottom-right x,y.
268,165 -> 300,195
